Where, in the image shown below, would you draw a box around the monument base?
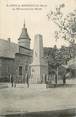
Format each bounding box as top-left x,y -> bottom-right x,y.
30,64 -> 48,84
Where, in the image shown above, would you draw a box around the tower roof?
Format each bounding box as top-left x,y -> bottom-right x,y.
19,22 -> 30,40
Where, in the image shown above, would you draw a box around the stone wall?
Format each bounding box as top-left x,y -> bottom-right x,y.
15,53 -> 32,83
0,57 -> 15,82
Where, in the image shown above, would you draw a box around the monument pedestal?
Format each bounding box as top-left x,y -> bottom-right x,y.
30,64 -> 48,84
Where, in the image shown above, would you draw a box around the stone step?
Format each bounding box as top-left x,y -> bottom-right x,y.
0,83 -> 8,89
29,84 -> 46,88
8,83 -> 46,88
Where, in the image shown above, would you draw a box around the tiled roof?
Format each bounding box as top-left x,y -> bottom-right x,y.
19,23 -> 30,40
0,39 -> 19,58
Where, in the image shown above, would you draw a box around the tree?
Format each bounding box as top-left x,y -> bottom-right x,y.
48,45 -> 65,84
47,4 -> 76,44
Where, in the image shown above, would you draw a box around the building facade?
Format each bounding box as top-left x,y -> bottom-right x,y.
0,22 -> 32,82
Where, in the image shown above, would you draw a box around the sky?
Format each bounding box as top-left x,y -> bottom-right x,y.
0,0 -> 76,49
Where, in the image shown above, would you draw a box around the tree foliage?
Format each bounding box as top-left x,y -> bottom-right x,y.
47,4 -> 76,43
48,45 -> 64,69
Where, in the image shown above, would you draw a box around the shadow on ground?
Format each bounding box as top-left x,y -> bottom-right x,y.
2,108 -> 76,117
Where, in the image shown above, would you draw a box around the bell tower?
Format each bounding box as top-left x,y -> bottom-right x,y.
18,21 -> 31,49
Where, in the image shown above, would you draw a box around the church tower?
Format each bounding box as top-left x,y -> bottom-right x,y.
18,21 -> 31,49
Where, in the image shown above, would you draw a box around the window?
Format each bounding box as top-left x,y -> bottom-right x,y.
19,66 -> 22,75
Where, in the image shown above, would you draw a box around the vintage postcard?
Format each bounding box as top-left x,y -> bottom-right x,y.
0,0 -> 76,116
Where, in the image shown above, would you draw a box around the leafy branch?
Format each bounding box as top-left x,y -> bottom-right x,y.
47,4 -> 76,43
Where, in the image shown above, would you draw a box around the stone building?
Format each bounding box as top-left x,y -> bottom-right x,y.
0,22 -> 48,84
0,22 -> 32,82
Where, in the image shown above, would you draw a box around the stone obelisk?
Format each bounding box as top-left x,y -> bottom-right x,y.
30,34 -> 48,84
